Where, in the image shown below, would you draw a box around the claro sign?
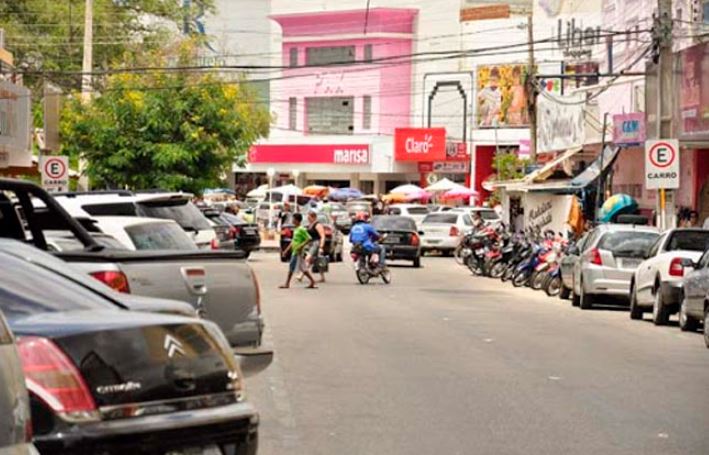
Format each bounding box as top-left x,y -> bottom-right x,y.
249,144 -> 370,165
394,128 -> 447,162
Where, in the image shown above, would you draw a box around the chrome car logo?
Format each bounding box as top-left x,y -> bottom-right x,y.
164,334 -> 185,358
96,381 -> 142,395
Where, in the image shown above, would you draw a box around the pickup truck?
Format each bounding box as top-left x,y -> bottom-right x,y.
0,179 -> 263,349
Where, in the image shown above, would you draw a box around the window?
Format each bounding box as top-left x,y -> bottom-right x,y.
306,46 -> 355,66
423,214 -> 458,224
372,216 -> 417,231
136,200 -> 211,231
362,95 -> 372,130
407,207 -> 430,215
288,97 -> 297,131
363,44 -> 373,62
389,208 -> 401,215
126,222 -> 198,251
305,97 -> 354,135
597,231 -> 660,258
289,47 -> 298,67
666,230 -> 709,252
704,0 -> 709,23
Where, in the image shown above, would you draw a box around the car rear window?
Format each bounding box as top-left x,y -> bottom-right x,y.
0,253 -> 115,319
137,200 -> 211,231
423,214 -> 457,224
477,210 -> 500,220
666,231 -> 709,252
372,216 -> 417,231
407,207 -> 430,215
125,222 -> 198,251
598,231 -> 659,257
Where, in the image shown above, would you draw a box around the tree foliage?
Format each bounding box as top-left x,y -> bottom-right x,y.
60,43 -> 270,193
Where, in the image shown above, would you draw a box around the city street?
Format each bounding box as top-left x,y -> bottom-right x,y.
248,252 -> 709,455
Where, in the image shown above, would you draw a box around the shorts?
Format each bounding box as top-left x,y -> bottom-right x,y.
306,242 -> 320,258
289,252 -> 305,273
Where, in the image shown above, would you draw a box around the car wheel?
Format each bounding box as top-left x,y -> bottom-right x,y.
704,306 -> 709,349
652,286 -> 670,326
559,285 -> 571,300
413,257 -> 421,268
678,296 -> 699,332
629,283 -> 643,320
579,279 -> 593,310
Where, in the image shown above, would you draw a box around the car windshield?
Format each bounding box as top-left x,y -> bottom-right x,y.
476,210 -> 500,220
598,231 -> 659,257
221,212 -> 247,225
125,222 -> 198,251
666,230 -> 709,252
137,200 -> 211,231
0,252 -> 115,319
372,216 -> 417,231
423,214 -> 458,224
406,206 -> 429,215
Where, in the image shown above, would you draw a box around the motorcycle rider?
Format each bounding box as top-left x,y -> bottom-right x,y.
349,212 -> 386,267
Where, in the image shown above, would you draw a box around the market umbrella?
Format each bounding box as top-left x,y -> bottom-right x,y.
425,178 -> 466,193
389,184 -> 424,194
246,184 -> 268,198
598,194 -> 638,223
303,185 -> 329,198
403,189 -> 433,202
440,187 -> 479,202
268,184 -> 303,196
382,193 -> 410,203
329,187 -> 363,201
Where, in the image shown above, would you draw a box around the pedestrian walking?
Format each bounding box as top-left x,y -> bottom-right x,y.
305,210 -> 327,283
280,213 -> 317,289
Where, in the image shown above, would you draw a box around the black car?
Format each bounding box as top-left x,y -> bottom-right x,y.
204,210 -> 261,257
280,212 -> 344,263
1,251 -> 258,454
372,215 -> 422,268
0,309 -> 35,454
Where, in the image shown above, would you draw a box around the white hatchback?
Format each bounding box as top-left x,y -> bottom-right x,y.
419,212 -> 474,255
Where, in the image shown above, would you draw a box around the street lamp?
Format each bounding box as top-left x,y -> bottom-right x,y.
267,167 -> 275,231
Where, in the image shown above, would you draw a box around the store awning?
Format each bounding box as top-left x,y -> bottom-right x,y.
525,146 -> 583,184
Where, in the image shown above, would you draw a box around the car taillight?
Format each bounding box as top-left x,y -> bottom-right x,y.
210,238 -> 220,250
229,226 -> 241,239
17,337 -> 99,421
669,257 -> 685,277
90,270 -> 130,293
411,234 -> 420,246
450,226 -> 460,237
588,248 -> 603,266
281,228 -> 292,238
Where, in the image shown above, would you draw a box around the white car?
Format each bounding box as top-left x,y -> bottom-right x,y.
419,212 -> 474,255
88,216 -> 199,251
630,228 -> 709,325
450,207 -> 502,226
388,204 -> 431,226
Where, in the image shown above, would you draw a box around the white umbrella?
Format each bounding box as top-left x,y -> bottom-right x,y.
268,184 -> 303,196
425,178 -> 467,193
246,184 -> 269,198
389,184 -> 424,194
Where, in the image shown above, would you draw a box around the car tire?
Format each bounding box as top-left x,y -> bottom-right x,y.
559,285 -> 571,300
652,286 -> 670,326
678,296 -> 700,332
579,279 -> 593,310
629,283 -> 643,320
413,257 -> 421,268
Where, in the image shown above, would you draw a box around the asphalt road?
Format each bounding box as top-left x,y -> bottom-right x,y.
246,252 -> 709,455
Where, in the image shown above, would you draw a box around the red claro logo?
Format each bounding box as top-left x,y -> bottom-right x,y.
395,128 -> 446,162
405,135 -> 434,154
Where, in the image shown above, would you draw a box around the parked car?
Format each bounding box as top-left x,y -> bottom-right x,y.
346,200 -> 373,219
203,210 -> 261,257
1,250 -> 259,454
372,215 -> 422,267
630,228 -> 709,324
450,207 -> 502,226
388,204 -> 430,227
0,239 -> 197,318
328,203 -> 352,233
5,179 -> 263,348
559,232 -> 590,300
55,191 -> 225,250
419,212 -> 474,255
256,201 -> 283,228
280,212 -> 344,262
679,251 -> 709,347
46,232 -> 128,252
570,224 -> 659,310
0,309 -> 35,454
87,216 -> 199,252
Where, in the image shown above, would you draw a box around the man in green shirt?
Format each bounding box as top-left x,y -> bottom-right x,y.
280,213 -> 317,289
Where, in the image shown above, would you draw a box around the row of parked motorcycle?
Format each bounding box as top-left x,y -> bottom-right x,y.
455,225 -> 569,296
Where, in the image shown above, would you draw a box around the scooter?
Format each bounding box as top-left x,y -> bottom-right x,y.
351,244 -> 392,285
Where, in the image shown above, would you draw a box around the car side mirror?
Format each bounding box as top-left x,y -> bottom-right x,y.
234,347 -> 273,378
680,258 -> 698,269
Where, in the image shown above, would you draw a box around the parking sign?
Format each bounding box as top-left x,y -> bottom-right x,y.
645,140 -> 680,189
40,155 -> 69,193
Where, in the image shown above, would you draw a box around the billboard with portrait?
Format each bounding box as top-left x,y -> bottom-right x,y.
475,64 -> 530,128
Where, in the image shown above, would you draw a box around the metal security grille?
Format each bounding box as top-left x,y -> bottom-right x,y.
306,46 -> 355,66
305,97 -> 354,135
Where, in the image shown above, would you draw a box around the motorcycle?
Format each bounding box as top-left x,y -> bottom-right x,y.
351,244 -> 392,285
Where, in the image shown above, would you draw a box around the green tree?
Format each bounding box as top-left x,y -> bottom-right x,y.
60,44 -> 269,193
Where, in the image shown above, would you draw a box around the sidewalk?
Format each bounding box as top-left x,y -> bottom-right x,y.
260,231 -> 280,252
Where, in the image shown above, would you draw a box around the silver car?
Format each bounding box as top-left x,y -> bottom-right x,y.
570,224 -> 659,310
419,212 -> 474,255
679,249 -> 709,348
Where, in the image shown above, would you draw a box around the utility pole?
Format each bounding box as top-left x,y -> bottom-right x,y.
81,0 -> 93,103
655,0 -> 674,229
526,12 -> 538,162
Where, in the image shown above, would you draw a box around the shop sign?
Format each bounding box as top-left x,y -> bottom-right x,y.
394,128 -> 446,162
0,80 -> 32,168
460,4 -> 510,22
613,113 -> 646,145
645,140 -> 680,190
677,41 -> 709,140
445,142 -> 468,161
475,63 -> 530,128
523,193 -> 574,235
418,161 -> 470,174
248,144 -> 370,165
536,92 -> 585,153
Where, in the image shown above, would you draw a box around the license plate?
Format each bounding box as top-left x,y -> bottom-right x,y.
426,239 -> 442,244
620,258 -> 640,269
384,236 -> 401,244
165,445 -> 221,455
244,229 -> 257,235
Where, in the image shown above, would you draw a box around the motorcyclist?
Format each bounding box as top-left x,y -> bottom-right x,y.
349,212 -> 386,267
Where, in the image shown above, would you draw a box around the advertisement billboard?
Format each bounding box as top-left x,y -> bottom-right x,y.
248,144 -> 370,165
677,42 -> 709,141
394,128 -> 447,162
536,92 -> 585,153
475,64 -> 530,128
